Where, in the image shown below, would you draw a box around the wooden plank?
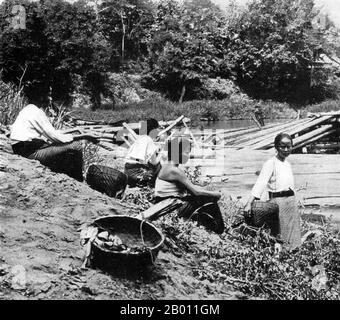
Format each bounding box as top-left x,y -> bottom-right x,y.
307,111 -> 340,117
292,128 -> 336,150
292,124 -> 333,146
222,121 -> 291,145
235,118 -> 311,148
136,198 -> 183,220
238,117 -> 323,148
97,142 -> 116,151
249,116 -> 332,150
198,126 -> 257,143
182,118 -> 200,149
312,143 -> 340,149
122,122 -> 138,141
157,115 -> 185,137
232,119 -> 308,145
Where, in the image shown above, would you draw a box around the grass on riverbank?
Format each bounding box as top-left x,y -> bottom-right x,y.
70,96 -> 300,125
71,96 -> 340,126
0,80 -> 26,127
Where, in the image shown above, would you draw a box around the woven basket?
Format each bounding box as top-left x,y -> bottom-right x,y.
86,164 -> 127,199
245,200 -> 280,236
90,215 -> 164,270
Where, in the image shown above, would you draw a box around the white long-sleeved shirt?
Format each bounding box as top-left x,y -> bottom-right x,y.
251,157 -> 294,199
10,104 -> 73,144
125,135 -> 159,165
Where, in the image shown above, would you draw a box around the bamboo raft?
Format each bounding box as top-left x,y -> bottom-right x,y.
64,111 -> 340,155
63,115 -> 191,151
193,111 -> 340,152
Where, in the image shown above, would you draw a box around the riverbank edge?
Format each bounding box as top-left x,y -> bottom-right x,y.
70,97 -> 340,126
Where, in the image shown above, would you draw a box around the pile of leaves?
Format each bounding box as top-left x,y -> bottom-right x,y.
125,183 -> 340,300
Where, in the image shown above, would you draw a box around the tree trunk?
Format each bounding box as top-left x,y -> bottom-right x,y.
120,12 -> 125,64
179,85 -> 186,104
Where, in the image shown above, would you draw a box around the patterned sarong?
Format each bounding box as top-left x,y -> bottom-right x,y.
154,195 -> 225,234
12,139 -> 84,181
271,195 -> 301,250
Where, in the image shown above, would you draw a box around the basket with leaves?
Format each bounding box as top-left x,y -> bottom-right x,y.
80,215 -> 165,271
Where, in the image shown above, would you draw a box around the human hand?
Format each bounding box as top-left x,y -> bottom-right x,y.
243,202 -> 252,218
213,191 -> 222,200
83,134 -> 100,144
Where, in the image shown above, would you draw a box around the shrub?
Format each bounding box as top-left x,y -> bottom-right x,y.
301,100 -> 340,117
104,73 -> 162,107
196,77 -> 240,100
0,79 -> 26,126
130,186 -> 340,300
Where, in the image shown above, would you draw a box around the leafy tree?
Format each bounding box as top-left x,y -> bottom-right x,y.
222,0 -> 336,105
98,0 -> 155,70
0,0 -> 111,109
143,0 -> 224,102
0,0 -> 49,102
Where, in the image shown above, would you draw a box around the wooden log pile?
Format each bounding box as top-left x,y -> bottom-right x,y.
62,115 -> 191,152
207,113 -> 340,151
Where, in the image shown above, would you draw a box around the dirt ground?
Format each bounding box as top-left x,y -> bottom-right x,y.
0,134 -> 245,300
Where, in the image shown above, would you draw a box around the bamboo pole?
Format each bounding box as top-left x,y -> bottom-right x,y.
307,111 -> 340,117
292,124 -> 333,146
97,142 -> 116,151
248,116 -> 332,150
157,115 -> 185,137
292,128 -> 336,150
182,118 -> 200,149
122,122 -> 138,141
222,121 -> 287,144
232,119 -> 310,148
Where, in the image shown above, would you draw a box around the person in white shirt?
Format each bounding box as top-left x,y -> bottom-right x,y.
10,104 -> 99,181
244,133 -> 301,250
124,118 -> 162,187
154,137 -> 224,234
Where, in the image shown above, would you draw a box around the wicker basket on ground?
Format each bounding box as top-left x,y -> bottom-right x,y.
90,215 -> 164,270
245,200 -> 280,236
86,164 -> 127,199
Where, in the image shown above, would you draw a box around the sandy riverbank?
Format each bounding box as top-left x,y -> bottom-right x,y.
0,134 -> 243,300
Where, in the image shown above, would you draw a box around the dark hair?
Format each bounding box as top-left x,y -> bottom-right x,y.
146,118 -> 159,135
166,137 -> 191,164
274,132 -> 293,149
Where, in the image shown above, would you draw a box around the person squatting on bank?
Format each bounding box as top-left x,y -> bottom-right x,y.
10,104 -> 99,182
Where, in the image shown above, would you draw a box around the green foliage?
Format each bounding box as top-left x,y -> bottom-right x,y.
98,0 -> 155,67
222,0 -> 339,105
301,99 -> 340,116
0,0 -> 339,110
0,0 -> 113,109
103,72 -> 161,108
157,190 -> 339,300
143,0 -> 225,101
71,93 -> 299,126
129,185 -> 340,300
0,77 -> 26,126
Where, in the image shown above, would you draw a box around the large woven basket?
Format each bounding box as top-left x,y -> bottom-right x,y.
86,164 -> 127,199
245,200 -> 280,236
90,215 -> 164,270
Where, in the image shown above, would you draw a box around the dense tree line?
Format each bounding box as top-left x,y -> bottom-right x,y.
0,0 -> 339,109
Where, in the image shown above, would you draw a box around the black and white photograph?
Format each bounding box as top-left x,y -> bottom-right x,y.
0,0 -> 339,304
